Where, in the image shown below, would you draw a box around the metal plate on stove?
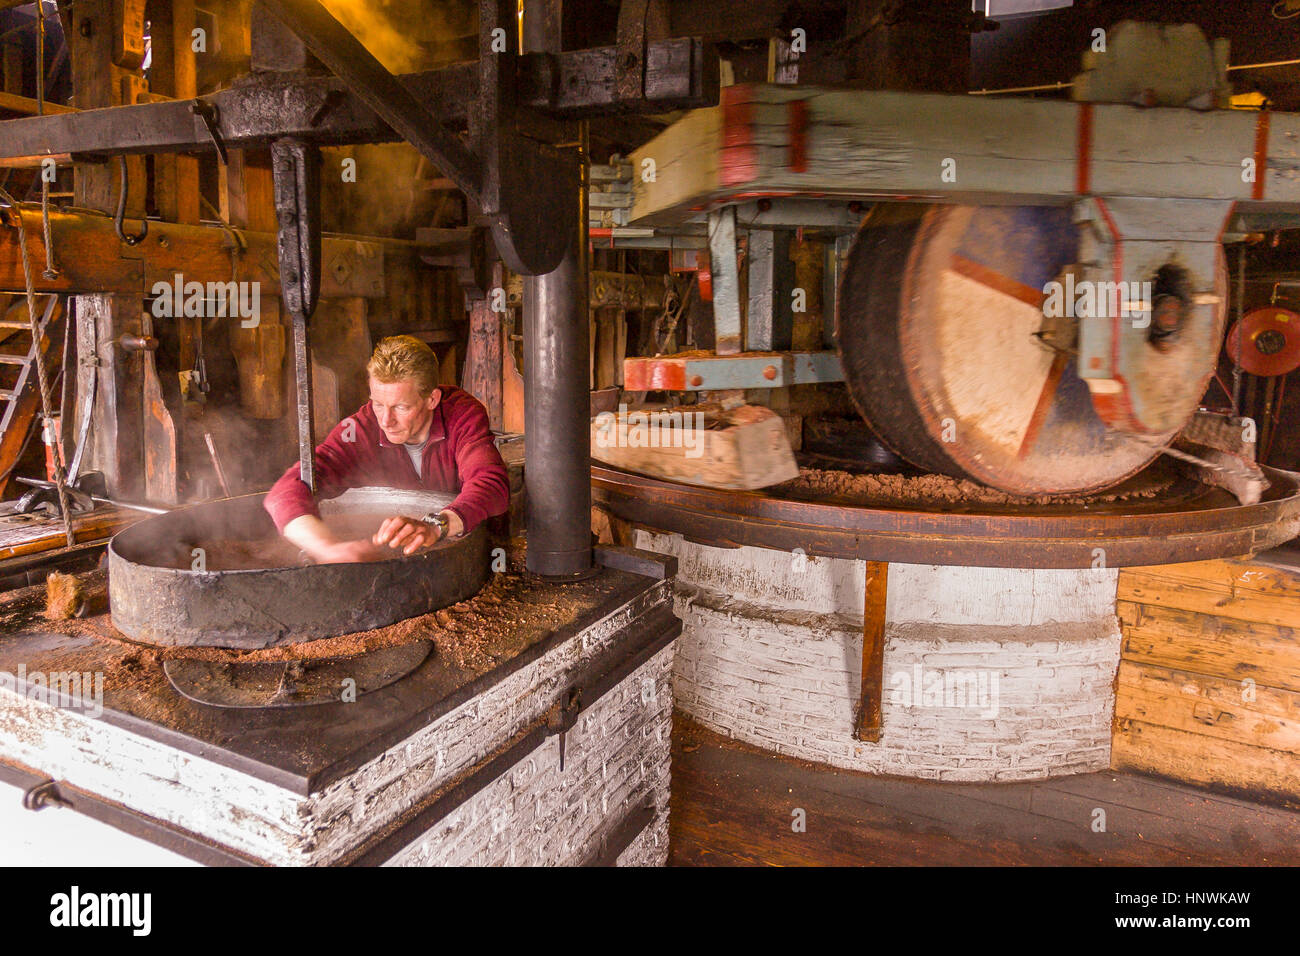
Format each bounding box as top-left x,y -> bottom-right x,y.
163,640 -> 434,708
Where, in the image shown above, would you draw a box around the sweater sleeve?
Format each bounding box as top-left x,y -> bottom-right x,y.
442,400 -> 510,533
263,416 -> 367,533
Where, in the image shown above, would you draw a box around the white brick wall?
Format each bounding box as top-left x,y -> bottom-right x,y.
640,533 -> 1122,782
0,580 -> 676,865
386,643 -> 674,866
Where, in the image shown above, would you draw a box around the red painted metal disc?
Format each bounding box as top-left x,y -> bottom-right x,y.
1227,308 -> 1300,377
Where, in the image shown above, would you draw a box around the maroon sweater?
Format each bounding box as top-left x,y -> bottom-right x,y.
264,386 -> 509,535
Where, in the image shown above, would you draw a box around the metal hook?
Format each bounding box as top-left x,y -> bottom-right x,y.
113,155 -> 148,246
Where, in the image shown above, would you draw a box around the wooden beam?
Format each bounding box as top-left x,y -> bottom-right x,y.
2,39 -> 22,95
69,0 -> 145,214
0,91 -> 77,116
464,261 -> 504,430
0,209 -> 414,297
79,293 -> 145,501
630,84 -> 1300,227
148,0 -> 200,225
854,560 -> 887,742
222,149 -> 278,233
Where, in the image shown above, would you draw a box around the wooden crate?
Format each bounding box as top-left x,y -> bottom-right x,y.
1113,558 -> 1300,805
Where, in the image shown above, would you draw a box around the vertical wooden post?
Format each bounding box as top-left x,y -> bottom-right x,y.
70,0 -> 146,212
222,149 -> 278,232
854,560 -> 888,742
1,38 -> 21,94
149,0 -> 200,225
464,261 -> 505,431
79,294 -> 146,502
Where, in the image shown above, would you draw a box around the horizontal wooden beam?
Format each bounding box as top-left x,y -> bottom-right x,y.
631,84 -> 1300,226
0,92 -> 77,117
0,208 -> 431,296
0,39 -> 715,162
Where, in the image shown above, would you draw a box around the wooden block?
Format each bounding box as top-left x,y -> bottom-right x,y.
591,402 -> 798,490
1116,660 -> 1300,753
1118,600 -> 1300,692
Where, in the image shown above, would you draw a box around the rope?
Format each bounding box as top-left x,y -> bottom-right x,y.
0,188 -> 75,546
40,176 -> 58,280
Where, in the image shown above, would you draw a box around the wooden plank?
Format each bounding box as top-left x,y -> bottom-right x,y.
1116,659 -> 1300,754
0,92 -> 78,116
1125,558 -> 1300,594
853,560 -> 886,742
79,293 -> 145,501
1118,565 -> 1300,629
629,85 -> 1300,227
1113,719 -> 1300,806
0,507 -> 139,561
1118,600 -> 1300,692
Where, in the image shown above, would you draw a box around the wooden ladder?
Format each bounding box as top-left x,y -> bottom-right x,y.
0,294 -> 65,499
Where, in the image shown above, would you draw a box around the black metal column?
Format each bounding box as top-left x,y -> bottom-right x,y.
523,0 -> 592,578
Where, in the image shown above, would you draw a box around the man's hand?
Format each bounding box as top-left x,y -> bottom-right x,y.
283,515 -> 386,565
373,515 -> 444,556
317,539 -> 388,564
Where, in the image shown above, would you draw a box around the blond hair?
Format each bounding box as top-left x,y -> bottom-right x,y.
367,335 -> 439,396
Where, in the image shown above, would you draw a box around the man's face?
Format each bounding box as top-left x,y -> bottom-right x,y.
369,376 -> 438,444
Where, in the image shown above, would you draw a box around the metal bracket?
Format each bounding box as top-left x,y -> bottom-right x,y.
22,778 -> 71,811
190,100 -> 228,166
1074,196 -> 1233,436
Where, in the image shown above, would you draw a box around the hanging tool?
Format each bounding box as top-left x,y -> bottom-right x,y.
271,138 -> 322,494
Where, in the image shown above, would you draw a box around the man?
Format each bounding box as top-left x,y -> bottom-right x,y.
264,335 -> 509,563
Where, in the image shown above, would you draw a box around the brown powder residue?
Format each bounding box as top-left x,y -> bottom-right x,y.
771,467 -> 1174,508
4,554 -> 601,678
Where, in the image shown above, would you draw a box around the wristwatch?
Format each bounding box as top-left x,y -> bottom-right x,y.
421,510 -> 452,541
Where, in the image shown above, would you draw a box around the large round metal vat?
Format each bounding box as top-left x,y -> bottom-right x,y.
108,488 -> 490,648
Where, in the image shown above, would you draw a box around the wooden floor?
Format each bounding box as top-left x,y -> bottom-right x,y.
668,716 -> 1300,866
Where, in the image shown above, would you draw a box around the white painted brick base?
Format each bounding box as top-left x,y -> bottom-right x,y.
0,581 -> 676,865
386,644 -> 674,866
639,532 -> 1122,782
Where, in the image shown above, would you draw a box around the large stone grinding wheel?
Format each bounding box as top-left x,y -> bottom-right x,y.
836,204 -> 1228,496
